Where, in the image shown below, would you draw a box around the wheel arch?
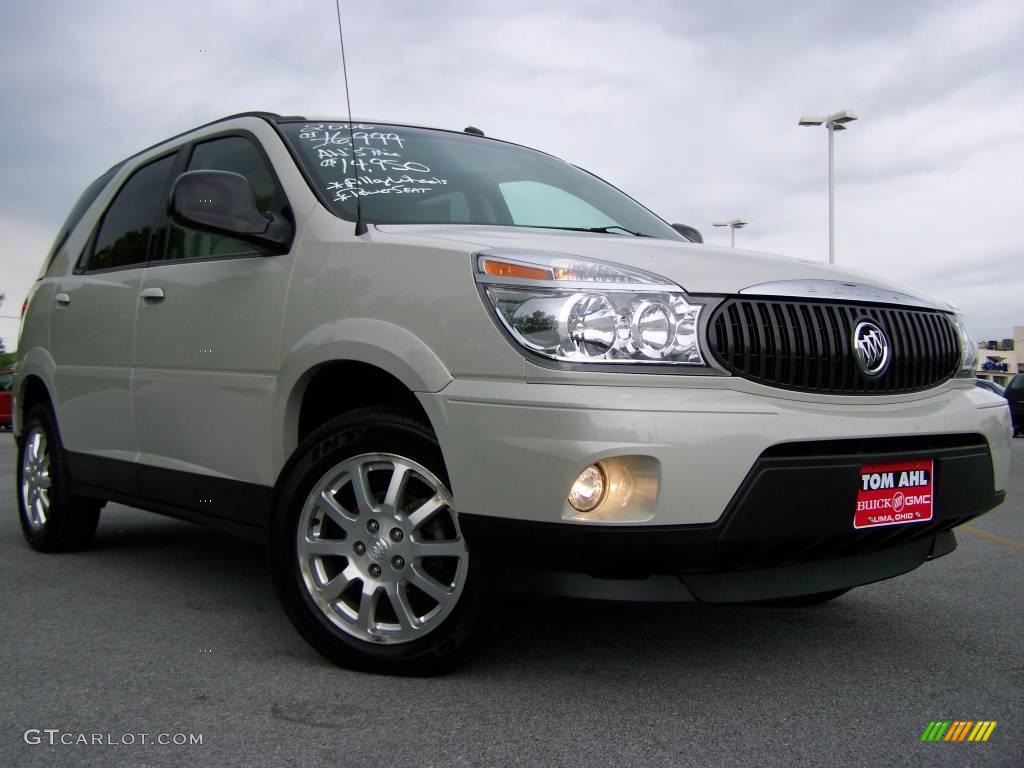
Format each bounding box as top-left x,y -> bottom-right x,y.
275,319 -> 453,489
13,348 -> 58,437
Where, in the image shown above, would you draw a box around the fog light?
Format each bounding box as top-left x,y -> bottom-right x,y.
568,464 -> 607,513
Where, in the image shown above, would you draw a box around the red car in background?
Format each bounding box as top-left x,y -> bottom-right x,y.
0,370 -> 12,430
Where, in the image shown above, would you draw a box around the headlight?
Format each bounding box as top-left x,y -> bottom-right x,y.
476,250 -> 706,366
951,314 -> 978,377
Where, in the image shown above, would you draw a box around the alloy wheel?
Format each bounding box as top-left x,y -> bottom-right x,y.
21,425 -> 52,531
296,453 -> 469,645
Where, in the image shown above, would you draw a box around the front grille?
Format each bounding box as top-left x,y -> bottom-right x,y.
708,298 -> 960,394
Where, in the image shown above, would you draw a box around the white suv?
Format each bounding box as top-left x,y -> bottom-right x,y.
14,112 -> 1012,673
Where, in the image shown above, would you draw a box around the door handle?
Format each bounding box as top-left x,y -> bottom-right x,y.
140,287 -> 165,302
55,292 -> 71,306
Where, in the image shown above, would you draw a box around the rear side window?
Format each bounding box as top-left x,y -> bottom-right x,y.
45,163 -> 123,273
85,154 -> 177,272
0,373 -> 12,392
163,135 -> 286,261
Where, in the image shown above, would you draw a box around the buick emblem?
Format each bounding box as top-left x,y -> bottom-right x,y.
853,321 -> 890,377
368,538 -> 390,562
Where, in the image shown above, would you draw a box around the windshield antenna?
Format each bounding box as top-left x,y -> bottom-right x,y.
333,0 -> 367,235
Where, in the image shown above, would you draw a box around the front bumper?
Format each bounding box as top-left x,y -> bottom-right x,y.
457,434 -> 1002,601
472,530 -> 960,603
458,433 -> 1002,573
418,379 -> 1009,601
419,379 -> 1011,527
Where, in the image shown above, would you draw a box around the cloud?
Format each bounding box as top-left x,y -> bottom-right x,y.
0,0 -> 1021,342
0,215 -> 53,349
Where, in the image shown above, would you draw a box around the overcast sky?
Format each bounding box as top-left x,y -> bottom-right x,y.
1,0 -> 1022,350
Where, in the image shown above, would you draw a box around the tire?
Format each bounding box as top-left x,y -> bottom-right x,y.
270,407 -> 483,675
754,588 -> 850,607
17,404 -> 102,552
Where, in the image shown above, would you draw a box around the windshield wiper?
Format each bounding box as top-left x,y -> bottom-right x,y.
530,225 -> 653,237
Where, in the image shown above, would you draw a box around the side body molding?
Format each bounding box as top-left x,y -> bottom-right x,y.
275,317 -> 453,471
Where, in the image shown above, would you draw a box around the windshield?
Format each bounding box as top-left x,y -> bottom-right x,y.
279,121 -> 684,240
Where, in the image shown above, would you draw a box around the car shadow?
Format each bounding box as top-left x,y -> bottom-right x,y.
69,504 -> 935,682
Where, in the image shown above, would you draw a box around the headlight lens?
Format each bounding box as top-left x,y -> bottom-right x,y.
477,250 -> 705,366
568,464 -> 607,513
951,314 -> 978,377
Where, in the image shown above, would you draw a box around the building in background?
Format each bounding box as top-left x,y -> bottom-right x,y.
976,326 -> 1023,387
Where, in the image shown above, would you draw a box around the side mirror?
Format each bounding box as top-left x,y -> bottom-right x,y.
168,170 -> 292,254
671,223 -> 703,243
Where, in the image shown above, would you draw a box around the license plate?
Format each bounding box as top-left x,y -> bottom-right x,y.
854,459 -> 934,529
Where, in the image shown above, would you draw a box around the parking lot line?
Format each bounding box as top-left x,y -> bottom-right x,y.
959,525 -> 1024,553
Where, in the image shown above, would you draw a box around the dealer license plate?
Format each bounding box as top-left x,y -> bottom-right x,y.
854,459 -> 934,529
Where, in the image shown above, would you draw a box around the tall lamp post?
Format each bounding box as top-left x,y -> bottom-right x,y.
713,218 -> 747,248
798,108 -> 858,264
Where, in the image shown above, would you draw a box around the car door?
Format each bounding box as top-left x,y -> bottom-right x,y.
132,132 -> 295,524
49,152 -> 178,488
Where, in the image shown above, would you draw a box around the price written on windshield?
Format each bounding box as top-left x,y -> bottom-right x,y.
296,123 -> 449,203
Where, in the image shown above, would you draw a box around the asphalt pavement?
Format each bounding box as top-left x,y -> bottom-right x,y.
1,433 -> 1021,768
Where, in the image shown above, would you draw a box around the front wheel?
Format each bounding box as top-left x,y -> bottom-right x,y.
270,407 -> 482,675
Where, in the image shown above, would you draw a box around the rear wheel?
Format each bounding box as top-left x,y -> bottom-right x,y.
270,407 -> 482,675
17,404 -> 102,552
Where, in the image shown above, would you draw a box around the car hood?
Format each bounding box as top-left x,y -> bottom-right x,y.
374,223 -> 949,309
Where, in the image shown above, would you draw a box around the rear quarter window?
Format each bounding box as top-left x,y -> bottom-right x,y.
44,164 -> 123,274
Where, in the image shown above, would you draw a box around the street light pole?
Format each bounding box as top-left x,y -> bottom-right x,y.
713,218 -> 748,247
799,109 -> 858,265
827,121 -> 835,264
